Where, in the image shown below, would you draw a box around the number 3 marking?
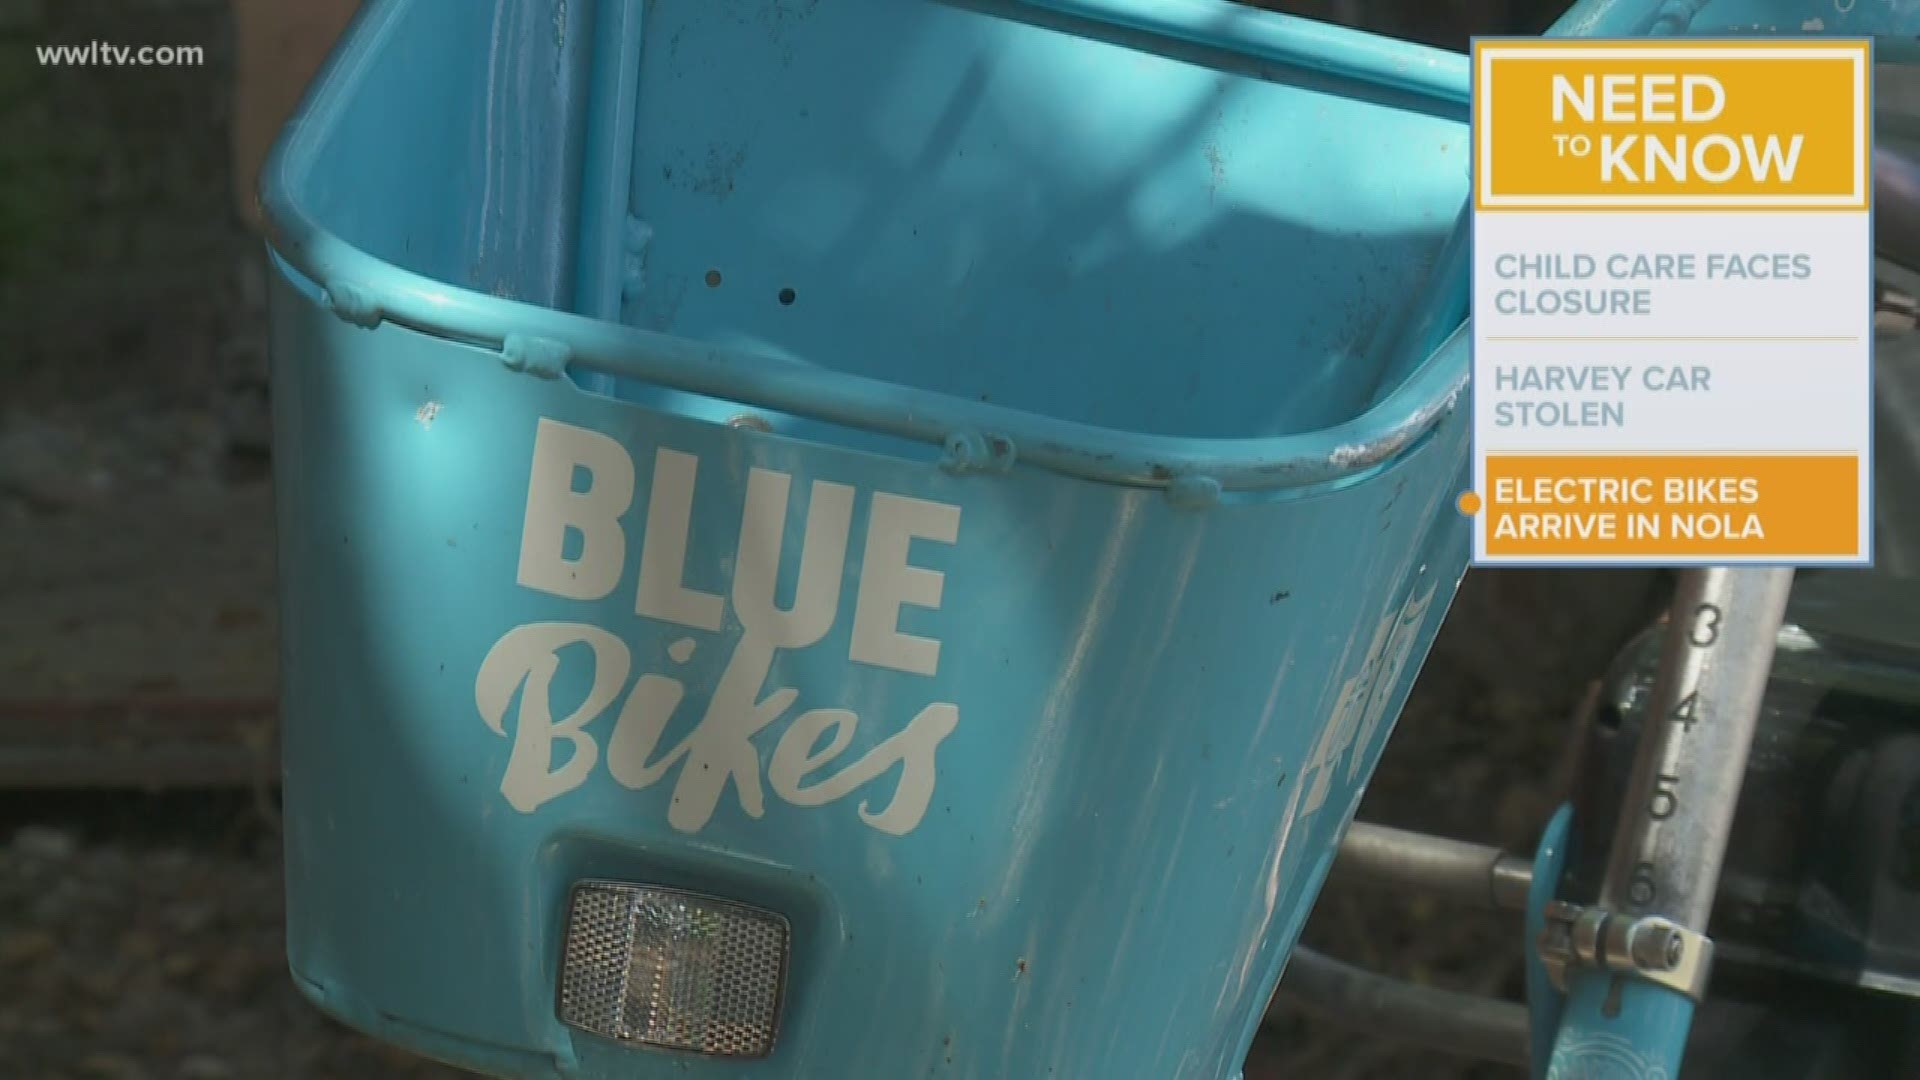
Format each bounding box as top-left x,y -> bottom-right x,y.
1689,604 -> 1721,649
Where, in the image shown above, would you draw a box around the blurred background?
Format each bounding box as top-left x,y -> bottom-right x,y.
0,1 -> 1684,1077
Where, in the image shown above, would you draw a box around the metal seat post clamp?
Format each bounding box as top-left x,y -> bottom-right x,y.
1536,900 -> 1715,1002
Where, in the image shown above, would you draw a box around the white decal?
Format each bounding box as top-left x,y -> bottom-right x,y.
635,448 -> 724,631
476,622 -> 628,813
516,419 -> 633,600
732,467 -> 854,649
1547,1031 -> 1672,1080
768,704 -> 959,834
851,492 -> 962,676
478,418 -> 964,836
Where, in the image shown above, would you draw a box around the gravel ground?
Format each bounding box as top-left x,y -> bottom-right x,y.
0,2 -> 1657,1077
0,806 -> 465,1080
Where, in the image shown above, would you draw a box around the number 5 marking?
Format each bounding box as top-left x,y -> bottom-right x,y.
1649,773 -> 1681,820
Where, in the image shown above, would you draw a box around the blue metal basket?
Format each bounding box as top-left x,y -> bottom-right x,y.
264,1 -> 1920,1077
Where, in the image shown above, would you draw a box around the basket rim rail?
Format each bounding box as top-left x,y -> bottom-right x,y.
258,0 -> 1477,497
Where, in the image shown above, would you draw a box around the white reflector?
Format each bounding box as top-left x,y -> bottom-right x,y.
558,881 -> 789,1058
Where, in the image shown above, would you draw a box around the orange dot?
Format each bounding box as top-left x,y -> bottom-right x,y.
1457,491 -> 1482,516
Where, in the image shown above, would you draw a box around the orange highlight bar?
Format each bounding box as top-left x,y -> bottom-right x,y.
1475,41 -> 1869,210
1483,453 -> 1859,558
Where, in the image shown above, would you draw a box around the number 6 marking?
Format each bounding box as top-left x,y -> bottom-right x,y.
1630,862 -> 1658,907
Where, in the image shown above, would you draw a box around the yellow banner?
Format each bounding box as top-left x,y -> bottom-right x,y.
1479,452 -> 1861,559
1475,41 -> 1869,209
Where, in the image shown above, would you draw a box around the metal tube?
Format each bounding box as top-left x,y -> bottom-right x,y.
1597,568 -> 1795,931
1877,144 -> 1920,276
1878,282 -> 1920,336
1330,822 -> 1532,912
1491,856 -> 1534,914
1271,947 -> 1530,1067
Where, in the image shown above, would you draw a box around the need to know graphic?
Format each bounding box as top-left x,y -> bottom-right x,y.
1467,39 -> 1873,567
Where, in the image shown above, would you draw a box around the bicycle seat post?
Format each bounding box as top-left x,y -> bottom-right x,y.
1541,567 -> 1795,1072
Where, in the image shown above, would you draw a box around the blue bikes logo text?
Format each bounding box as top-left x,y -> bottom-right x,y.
475,418 -> 963,836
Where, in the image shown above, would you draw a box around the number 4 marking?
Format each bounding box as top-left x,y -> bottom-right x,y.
1672,690 -> 1700,731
